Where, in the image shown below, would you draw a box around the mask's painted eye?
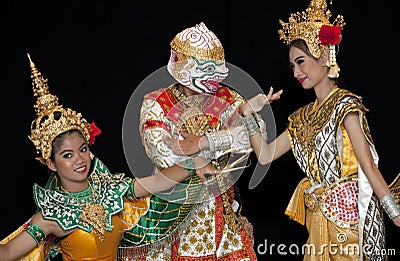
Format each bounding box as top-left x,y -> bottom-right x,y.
203,65 -> 215,73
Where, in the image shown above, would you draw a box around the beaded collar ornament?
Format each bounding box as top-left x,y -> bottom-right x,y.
61,182 -> 109,241
27,53 -> 91,164
278,0 -> 345,78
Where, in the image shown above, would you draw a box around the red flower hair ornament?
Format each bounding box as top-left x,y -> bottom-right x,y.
89,122 -> 102,145
319,25 -> 341,45
318,24 -> 342,78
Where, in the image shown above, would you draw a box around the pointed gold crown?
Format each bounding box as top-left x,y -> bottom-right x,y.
170,22 -> 225,61
278,0 -> 345,60
28,53 -> 91,164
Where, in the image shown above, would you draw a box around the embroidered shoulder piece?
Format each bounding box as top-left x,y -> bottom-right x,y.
144,86 -> 177,116
287,88 -> 367,139
33,157 -> 131,233
326,89 -> 370,144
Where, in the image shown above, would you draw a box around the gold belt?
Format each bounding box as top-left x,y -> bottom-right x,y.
305,177 -> 359,229
304,183 -> 324,212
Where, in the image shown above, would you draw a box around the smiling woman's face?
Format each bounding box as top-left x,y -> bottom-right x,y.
46,131 -> 91,191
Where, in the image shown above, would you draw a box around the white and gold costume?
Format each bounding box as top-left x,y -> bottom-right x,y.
136,22 -> 260,260
285,87 -> 386,260
277,1 -> 394,260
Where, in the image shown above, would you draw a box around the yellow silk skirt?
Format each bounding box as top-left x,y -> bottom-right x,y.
286,178 -> 360,261
304,208 -> 359,261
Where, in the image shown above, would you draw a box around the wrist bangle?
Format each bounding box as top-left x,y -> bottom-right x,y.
206,130 -> 232,152
24,221 -> 46,245
380,194 -> 400,219
242,114 -> 260,136
184,158 -> 196,176
206,133 -> 215,153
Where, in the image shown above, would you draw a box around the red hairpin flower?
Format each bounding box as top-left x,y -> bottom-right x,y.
89,121 -> 102,145
319,25 -> 341,45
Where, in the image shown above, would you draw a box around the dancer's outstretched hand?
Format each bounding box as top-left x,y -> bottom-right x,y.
241,87 -> 283,116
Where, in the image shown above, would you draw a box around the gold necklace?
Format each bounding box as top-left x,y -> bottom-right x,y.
299,87 -> 338,147
61,182 -> 108,241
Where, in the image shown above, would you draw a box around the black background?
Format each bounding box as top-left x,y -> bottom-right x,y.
1,0 -> 399,260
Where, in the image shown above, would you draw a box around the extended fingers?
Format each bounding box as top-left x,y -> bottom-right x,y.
267,86 -> 274,97
267,87 -> 283,102
271,89 -> 283,100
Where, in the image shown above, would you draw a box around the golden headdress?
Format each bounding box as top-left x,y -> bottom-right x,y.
278,0 -> 345,78
28,53 -> 91,164
170,22 -> 225,61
